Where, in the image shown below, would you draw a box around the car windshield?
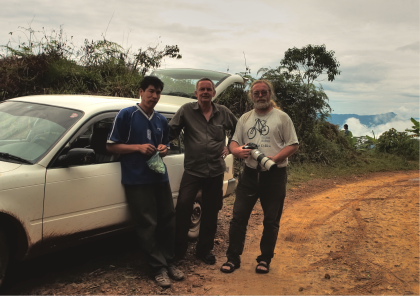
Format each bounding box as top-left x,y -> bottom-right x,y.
0,101 -> 83,163
151,68 -> 232,99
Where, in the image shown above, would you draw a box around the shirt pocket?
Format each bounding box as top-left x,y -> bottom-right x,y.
208,124 -> 225,142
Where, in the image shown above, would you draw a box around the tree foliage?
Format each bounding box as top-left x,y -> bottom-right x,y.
0,26 -> 182,100
405,118 -> 420,138
281,44 -> 341,84
376,128 -> 419,160
215,83 -> 250,118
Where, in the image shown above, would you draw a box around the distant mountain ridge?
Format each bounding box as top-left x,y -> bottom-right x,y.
327,112 -> 397,128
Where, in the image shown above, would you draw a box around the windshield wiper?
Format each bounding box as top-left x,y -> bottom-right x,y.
0,152 -> 32,164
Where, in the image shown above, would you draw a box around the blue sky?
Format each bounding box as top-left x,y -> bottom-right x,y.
1,0 -> 419,135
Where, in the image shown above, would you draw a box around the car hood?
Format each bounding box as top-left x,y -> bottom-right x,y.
0,162 -> 46,191
0,161 -> 21,173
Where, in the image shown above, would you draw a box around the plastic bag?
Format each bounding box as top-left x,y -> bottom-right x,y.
146,151 -> 166,174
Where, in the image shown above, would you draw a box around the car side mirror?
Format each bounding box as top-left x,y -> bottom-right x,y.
170,142 -> 180,152
57,148 -> 95,167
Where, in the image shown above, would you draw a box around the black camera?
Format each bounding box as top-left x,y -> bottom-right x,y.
243,143 -> 258,150
242,142 -> 276,171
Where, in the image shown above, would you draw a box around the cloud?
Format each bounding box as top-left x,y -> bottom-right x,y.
0,0 -> 418,117
397,41 -> 420,53
345,113 -> 416,138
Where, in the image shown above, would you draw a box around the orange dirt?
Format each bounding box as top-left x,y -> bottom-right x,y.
2,170 -> 419,295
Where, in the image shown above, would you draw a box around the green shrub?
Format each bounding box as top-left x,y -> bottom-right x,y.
215,83 -> 251,118
1,26 -> 181,101
376,128 -> 419,160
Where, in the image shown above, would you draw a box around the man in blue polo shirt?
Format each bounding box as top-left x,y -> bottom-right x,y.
107,76 -> 184,288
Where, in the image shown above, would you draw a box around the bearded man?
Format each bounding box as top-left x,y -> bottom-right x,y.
220,79 -> 299,274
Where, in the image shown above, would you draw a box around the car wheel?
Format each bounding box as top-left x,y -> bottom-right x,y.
188,195 -> 202,239
0,230 -> 10,287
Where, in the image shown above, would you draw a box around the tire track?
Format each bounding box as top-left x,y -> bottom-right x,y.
277,171 -> 419,295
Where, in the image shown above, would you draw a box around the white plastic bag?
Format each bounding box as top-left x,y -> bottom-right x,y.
146,151 -> 166,174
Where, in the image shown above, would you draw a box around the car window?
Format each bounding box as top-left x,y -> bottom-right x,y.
87,117 -> 119,163
51,113 -> 119,167
151,68 -> 232,99
0,101 -> 83,163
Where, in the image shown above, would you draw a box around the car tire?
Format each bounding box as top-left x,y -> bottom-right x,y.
188,193 -> 202,239
0,229 -> 10,287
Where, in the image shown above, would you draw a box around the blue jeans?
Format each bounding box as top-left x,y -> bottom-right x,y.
226,166 -> 287,265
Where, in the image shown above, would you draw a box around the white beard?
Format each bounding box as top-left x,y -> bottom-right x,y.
254,100 -> 272,110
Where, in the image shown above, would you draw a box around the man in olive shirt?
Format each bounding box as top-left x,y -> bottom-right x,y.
169,78 -> 237,264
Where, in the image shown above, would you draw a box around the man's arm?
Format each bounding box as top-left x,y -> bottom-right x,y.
220,108 -> 238,158
106,143 -> 157,156
168,108 -> 184,141
270,144 -> 299,164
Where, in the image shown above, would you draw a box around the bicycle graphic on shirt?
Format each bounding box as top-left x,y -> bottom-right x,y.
247,118 -> 269,139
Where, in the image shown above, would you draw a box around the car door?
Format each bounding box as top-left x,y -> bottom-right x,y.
42,113 -> 129,239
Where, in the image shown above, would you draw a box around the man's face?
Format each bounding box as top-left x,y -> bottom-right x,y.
195,80 -> 216,104
139,85 -> 162,110
251,82 -> 271,110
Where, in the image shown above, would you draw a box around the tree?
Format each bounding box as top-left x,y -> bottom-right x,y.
405,118 -> 420,138
279,44 -> 340,124
281,44 -> 341,85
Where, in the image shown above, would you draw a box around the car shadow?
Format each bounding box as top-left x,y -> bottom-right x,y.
1,232 -> 144,294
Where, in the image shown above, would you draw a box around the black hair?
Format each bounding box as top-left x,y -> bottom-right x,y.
140,76 -> 164,91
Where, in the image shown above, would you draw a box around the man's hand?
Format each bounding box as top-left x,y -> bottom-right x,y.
157,144 -> 169,157
235,145 -> 252,159
221,146 -> 229,159
138,143 -> 157,156
229,141 -> 252,159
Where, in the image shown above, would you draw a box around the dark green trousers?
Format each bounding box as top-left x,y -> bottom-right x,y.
124,182 -> 175,274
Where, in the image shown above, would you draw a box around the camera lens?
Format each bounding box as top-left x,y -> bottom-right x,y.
250,150 -> 276,171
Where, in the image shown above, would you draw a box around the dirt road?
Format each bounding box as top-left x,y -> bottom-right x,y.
2,170 -> 419,295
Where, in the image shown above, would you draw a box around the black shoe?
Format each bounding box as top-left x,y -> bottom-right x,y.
196,252 -> 216,265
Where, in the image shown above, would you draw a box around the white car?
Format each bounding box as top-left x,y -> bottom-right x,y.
0,68 -> 245,286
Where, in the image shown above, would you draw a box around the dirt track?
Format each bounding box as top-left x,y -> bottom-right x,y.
2,170 -> 419,295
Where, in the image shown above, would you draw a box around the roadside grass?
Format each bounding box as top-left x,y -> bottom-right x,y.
226,152 -> 418,206
229,152 -> 418,198
288,152 -> 419,188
